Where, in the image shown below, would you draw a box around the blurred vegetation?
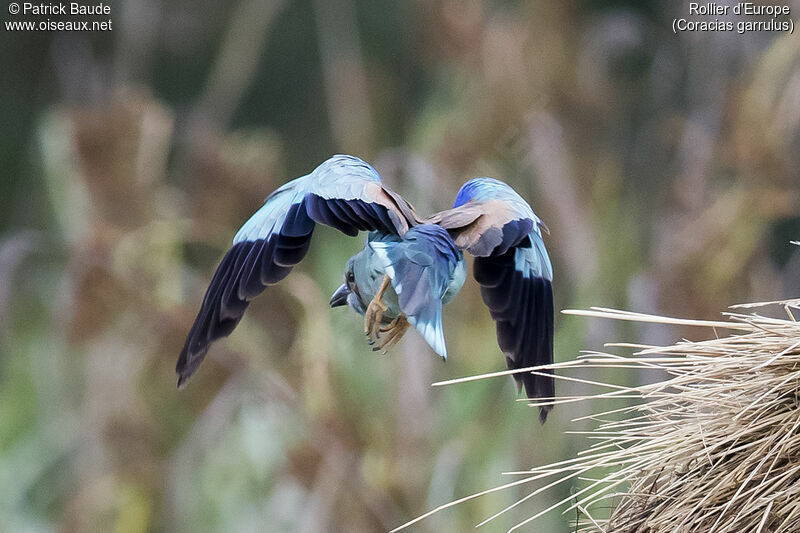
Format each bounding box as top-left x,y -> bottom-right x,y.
0,1 -> 798,531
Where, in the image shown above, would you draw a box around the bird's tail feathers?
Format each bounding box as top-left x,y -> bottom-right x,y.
407,305 -> 447,359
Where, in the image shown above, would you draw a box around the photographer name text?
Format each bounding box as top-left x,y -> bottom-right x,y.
5,2 -> 113,32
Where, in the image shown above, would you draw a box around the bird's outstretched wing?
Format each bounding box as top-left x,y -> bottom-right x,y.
369,224 -> 464,359
427,178 -> 554,422
177,155 -> 419,387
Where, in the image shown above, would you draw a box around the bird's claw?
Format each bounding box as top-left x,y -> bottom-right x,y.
369,314 -> 410,353
364,297 -> 388,338
364,274 -> 391,339
363,274 -> 409,354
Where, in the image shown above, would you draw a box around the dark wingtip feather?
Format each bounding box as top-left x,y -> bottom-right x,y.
476,251 -> 555,423
176,241 -> 264,388
515,371 -> 553,424
176,365 -> 191,389
176,342 -> 210,389
175,306 -> 241,389
538,405 -> 550,424
176,204 -> 317,386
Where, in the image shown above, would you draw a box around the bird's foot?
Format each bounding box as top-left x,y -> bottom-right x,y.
371,314 -> 410,353
364,299 -> 389,340
364,275 -> 391,336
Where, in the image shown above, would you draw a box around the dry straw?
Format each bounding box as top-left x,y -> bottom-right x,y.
394,300 -> 800,533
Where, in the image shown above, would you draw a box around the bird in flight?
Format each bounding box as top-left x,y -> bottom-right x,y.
177,155 -> 554,420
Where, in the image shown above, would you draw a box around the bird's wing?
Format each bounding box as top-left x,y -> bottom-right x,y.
177,155 -> 419,387
427,178 -> 554,422
369,224 -> 463,359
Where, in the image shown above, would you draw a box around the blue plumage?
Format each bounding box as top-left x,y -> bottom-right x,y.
178,155 -> 554,421
368,225 -> 465,358
446,177 -> 554,421
178,155 -> 417,387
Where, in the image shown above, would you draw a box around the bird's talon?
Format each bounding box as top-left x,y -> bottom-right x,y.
364,274 -> 391,341
366,313 -> 410,353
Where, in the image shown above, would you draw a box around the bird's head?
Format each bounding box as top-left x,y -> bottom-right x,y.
329,257 -> 366,313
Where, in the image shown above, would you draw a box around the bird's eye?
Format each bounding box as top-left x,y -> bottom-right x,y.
346,271 -> 355,283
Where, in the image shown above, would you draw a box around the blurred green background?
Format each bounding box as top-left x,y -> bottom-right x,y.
1,1 -> 799,531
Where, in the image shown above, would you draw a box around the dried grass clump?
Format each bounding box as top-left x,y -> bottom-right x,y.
395,301 -> 800,533
550,304 -> 800,533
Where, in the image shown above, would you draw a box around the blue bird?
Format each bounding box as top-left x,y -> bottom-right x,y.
329,225 -> 467,358
177,155 -> 554,420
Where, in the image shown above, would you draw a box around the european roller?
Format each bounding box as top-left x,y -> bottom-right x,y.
177,155 -> 554,420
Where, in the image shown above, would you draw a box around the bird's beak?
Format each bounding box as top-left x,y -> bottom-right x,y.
329,284 -> 350,307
